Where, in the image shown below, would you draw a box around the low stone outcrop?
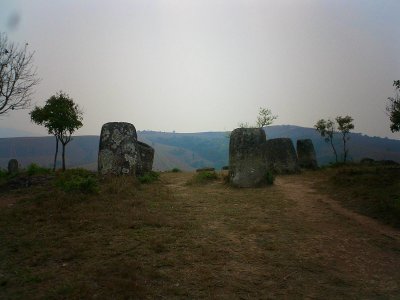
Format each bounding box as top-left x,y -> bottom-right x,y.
229,128 -> 267,187
98,122 -> 139,176
8,159 -> 19,174
296,139 -> 318,169
265,138 -> 300,174
136,141 -> 155,176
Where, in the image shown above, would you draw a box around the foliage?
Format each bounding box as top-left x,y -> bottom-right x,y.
138,171 -> 160,184
264,171 -> 275,185
315,118 -> 338,163
0,32 -> 40,116
30,91 -> 83,171
187,171 -> 218,185
171,168 -> 181,173
335,115 -> 354,163
55,168 -> 98,193
387,80 -> 400,132
26,163 -> 50,176
256,107 -> 278,128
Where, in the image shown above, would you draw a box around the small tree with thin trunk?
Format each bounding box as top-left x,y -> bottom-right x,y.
315,118 -> 338,163
256,107 -> 277,137
30,91 -> 83,171
336,115 -> 354,163
0,32 -> 40,116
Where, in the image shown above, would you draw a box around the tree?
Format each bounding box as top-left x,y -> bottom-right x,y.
387,80 -> 400,132
256,107 -> 278,128
314,118 -> 338,163
30,91 -> 83,171
0,32 -> 39,116
336,115 -> 354,163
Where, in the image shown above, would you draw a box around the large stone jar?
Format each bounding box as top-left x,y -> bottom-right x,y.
265,138 -> 300,174
297,139 -> 318,169
229,128 -> 267,187
136,141 -> 155,176
98,122 -> 139,176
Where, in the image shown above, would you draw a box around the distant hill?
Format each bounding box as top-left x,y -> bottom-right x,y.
1,125 -> 400,171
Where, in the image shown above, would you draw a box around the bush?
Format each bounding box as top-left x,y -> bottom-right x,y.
55,169 -> 98,193
265,171 -> 275,185
138,171 -> 160,184
0,168 -> 7,178
171,168 -> 181,173
26,163 -> 50,176
187,171 -> 218,185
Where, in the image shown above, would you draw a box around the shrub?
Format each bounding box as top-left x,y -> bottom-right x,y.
187,171 -> 218,185
138,171 -> 160,184
265,171 -> 275,185
26,163 -> 50,176
55,168 -> 98,193
171,168 -> 181,173
0,168 -> 7,178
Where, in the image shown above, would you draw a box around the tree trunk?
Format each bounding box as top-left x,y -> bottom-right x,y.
62,142 -> 66,171
53,136 -> 59,172
330,138 -> 338,163
343,133 -> 347,163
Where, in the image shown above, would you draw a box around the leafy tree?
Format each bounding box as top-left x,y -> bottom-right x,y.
0,32 -> 39,116
336,115 -> 354,163
30,91 -> 83,171
256,107 -> 277,128
387,80 -> 400,132
315,119 -> 338,163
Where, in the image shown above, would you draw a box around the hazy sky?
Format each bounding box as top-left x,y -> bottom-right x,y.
1,0 -> 400,138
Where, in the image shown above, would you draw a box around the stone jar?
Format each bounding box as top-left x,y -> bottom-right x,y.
98,122 -> 139,176
297,139 -> 318,169
229,128 -> 267,187
265,138 -> 300,174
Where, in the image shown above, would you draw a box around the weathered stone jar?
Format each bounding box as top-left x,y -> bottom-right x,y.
136,141 -> 155,176
8,158 -> 19,174
98,122 -> 139,176
265,138 -> 300,174
229,128 -> 267,187
297,139 -> 318,169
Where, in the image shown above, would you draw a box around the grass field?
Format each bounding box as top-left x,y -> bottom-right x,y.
1,166 -> 400,299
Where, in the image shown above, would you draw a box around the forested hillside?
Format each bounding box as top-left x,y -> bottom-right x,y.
1,125 -> 399,171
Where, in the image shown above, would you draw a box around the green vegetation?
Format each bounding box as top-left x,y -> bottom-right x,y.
187,170 -> 218,185
137,171 -> 160,184
315,116 -> 354,163
55,168 -> 98,193
256,107 -> 278,135
30,91 -> 83,171
26,163 -> 50,176
265,171 -> 275,185
171,168 -> 181,173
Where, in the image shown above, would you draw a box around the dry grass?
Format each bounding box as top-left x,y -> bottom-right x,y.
0,170 -> 400,299
314,164 -> 400,228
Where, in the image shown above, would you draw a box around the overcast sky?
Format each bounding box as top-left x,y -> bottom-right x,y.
1,0 -> 399,138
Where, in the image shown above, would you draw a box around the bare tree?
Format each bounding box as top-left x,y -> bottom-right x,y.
0,32 -> 39,116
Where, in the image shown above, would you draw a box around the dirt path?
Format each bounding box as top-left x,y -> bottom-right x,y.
160,172 -> 400,299
275,174 -> 400,241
